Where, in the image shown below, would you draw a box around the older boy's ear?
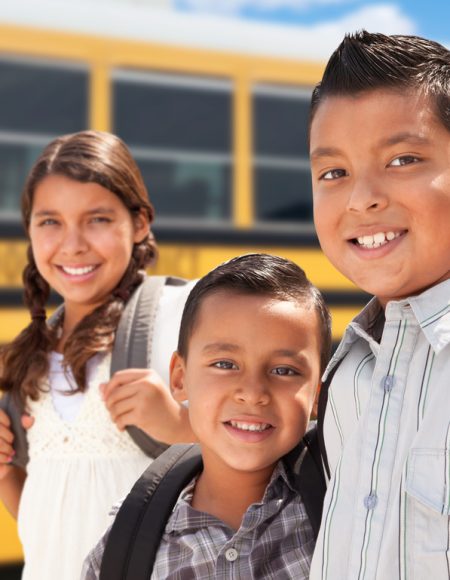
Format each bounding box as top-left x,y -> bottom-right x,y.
170,352 -> 188,403
133,209 -> 151,244
312,382 -> 321,420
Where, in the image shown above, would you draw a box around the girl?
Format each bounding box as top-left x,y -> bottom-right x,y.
0,130 -> 194,580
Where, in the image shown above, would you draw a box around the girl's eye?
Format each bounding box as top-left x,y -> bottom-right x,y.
388,155 -> 420,167
38,218 -> 59,226
319,168 -> 347,181
271,367 -> 298,377
90,216 -> 112,224
213,360 -> 238,370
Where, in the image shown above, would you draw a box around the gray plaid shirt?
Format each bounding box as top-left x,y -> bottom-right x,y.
82,461 -> 315,579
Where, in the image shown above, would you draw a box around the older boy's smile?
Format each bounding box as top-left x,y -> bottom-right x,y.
310,89 -> 450,305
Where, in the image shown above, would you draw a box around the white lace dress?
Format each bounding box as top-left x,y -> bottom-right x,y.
17,352 -> 151,580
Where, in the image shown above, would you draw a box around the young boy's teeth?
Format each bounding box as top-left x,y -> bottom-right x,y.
229,421 -> 270,432
62,265 -> 96,276
356,231 -> 400,249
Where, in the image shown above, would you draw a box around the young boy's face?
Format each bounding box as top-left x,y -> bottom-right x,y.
310,89 -> 450,305
171,291 -> 321,479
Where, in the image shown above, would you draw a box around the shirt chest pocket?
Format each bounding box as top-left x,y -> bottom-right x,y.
404,448 -> 450,577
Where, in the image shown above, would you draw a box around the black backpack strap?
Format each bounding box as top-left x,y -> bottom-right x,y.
100,443 -> 202,580
0,392 -> 28,469
111,276 -> 182,459
284,426 -> 327,539
317,357 -> 346,480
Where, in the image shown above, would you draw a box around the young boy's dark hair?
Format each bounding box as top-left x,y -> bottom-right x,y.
178,253 -> 332,374
309,31 -> 450,580
83,253 -> 331,580
309,30 -> 450,131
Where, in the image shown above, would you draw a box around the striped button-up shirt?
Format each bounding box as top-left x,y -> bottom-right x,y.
83,460 -> 315,579
310,278 -> 450,580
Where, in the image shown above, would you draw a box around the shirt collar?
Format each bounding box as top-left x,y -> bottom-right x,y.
323,279 -> 450,380
166,460 -> 293,534
407,278 -> 450,354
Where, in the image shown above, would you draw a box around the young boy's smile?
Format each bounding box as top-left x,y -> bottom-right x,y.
310,89 -> 450,305
171,291 -> 321,482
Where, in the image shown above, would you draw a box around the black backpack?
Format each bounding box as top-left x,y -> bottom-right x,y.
99,426 -> 327,580
0,275 -> 188,469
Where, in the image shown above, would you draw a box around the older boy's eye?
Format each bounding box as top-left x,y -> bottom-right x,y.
389,155 -> 419,167
213,360 -> 238,370
320,168 -> 347,180
271,367 -> 298,376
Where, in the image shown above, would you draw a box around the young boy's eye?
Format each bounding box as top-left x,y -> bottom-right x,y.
271,367 -> 298,377
213,360 -> 238,370
319,168 -> 347,181
388,155 -> 420,167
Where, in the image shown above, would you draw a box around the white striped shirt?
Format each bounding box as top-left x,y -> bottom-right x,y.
310,278 -> 450,580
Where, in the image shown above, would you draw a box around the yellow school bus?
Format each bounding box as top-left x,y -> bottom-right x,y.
0,6 -> 369,571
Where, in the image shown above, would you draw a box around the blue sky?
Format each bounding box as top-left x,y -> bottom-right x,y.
174,1 -> 450,48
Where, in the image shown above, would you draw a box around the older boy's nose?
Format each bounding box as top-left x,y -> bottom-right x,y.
346,179 -> 388,213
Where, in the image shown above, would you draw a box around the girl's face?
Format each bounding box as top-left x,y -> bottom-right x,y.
28,174 -> 149,327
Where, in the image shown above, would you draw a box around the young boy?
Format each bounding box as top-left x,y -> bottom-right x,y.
308,31 -> 450,579
82,253 -> 331,579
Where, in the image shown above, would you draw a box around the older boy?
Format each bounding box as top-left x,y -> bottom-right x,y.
83,253 -> 331,579
309,31 -> 450,579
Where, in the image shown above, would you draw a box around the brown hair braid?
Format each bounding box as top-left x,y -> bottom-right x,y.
0,130 -> 158,404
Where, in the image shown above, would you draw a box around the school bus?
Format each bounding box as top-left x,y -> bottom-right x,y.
0,6 -> 370,572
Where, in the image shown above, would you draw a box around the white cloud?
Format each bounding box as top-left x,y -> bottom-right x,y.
0,0 -> 417,62
177,0 -> 358,14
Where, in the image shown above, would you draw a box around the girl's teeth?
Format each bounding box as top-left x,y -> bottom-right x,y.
229,421 -> 270,432
62,266 -> 96,276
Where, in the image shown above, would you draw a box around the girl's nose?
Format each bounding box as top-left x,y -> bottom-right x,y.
60,228 -> 89,255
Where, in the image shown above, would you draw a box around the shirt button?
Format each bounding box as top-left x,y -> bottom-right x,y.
225,548 -> 238,562
382,375 -> 395,392
364,493 -> 378,510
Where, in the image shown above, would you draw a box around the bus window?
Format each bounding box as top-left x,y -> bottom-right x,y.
253,84 -> 312,224
0,57 -> 89,214
113,70 -> 232,223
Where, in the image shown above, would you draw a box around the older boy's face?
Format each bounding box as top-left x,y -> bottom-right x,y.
310,89 -> 450,305
170,291 -> 321,479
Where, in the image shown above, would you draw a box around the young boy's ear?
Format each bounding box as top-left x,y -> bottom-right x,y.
170,352 -> 188,403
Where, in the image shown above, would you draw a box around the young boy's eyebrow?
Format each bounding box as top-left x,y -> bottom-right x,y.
202,343 -> 240,354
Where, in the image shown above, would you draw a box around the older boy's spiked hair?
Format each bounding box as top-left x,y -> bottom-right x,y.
177,253 -> 332,374
309,30 -> 450,132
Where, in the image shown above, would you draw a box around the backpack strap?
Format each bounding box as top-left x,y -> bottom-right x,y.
317,357 -> 345,480
99,443 -> 202,580
284,425 -> 327,539
111,275 -> 188,458
0,392 -> 28,469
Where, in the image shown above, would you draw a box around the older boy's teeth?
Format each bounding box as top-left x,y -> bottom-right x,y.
356,231 -> 400,248
62,265 -> 96,276
229,421 -> 270,432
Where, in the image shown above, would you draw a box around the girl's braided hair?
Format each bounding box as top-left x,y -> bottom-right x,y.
0,130 -> 157,404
